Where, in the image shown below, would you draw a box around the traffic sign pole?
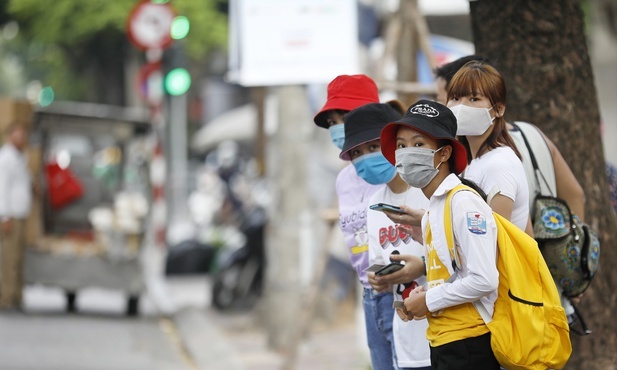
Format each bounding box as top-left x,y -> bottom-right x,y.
168,92 -> 189,226
127,0 -> 177,315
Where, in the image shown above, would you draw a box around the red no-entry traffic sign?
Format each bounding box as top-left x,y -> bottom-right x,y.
127,0 -> 176,51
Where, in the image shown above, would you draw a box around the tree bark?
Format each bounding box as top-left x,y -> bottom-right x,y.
470,1 -> 617,368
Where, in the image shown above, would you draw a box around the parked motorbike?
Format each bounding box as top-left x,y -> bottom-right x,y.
211,205 -> 267,311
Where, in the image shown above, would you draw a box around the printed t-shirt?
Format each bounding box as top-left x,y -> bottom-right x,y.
336,164 -> 383,289
367,184 -> 431,368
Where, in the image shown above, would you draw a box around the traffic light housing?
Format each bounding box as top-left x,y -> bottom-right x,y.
162,41 -> 191,96
161,15 -> 191,96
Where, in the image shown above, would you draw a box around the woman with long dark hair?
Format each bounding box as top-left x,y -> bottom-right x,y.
447,60 -> 531,235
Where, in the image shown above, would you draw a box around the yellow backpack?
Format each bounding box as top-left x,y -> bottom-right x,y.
444,185 -> 572,370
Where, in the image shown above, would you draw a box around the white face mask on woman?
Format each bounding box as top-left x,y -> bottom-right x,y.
395,147 -> 443,188
449,104 -> 495,136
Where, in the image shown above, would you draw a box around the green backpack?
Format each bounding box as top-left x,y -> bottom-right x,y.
444,185 -> 572,369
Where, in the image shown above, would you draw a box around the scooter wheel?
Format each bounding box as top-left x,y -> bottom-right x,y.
212,263 -> 243,310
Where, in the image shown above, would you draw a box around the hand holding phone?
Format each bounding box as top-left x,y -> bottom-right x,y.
372,251 -> 404,276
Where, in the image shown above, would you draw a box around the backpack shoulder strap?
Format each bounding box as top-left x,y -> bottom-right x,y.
444,184 -> 480,270
444,184 -> 494,324
510,122 -> 540,172
510,121 -> 556,197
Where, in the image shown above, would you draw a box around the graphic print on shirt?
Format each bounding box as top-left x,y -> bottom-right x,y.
378,225 -> 420,299
378,225 -> 412,249
340,208 -> 367,229
351,224 -> 369,255
466,211 -> 487,235
398,280 -> 419,299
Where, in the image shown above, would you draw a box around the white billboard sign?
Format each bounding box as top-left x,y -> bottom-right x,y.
228,0 -> 360,86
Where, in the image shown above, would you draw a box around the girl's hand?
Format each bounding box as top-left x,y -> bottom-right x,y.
384,206 -> 426,227
373,254 -> 425,286
367,271 -> 390,293
396,306 -> 413,322
404,286 -> 429,318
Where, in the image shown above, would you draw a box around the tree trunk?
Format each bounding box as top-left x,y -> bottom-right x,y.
470,1 -> 617,368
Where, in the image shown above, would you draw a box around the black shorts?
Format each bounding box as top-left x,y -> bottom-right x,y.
429,332 -> 500,370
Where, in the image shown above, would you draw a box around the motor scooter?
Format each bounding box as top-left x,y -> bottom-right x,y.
211,205 -> 267,310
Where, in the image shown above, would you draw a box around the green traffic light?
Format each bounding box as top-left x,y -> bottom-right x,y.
171,16 -> 190,40
165,68 -> 191,96
38,86 -> 55,107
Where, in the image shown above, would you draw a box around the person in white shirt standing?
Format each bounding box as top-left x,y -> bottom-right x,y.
341,103 -> 431,369
0,122 -> 32,309
379,99 -> 500,369
446,60 -> 531,235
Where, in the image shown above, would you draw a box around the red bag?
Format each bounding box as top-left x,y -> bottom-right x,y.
45,162 -> 84,210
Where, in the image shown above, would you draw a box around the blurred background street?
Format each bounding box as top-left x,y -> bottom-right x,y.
0,0 -> 616,369
0,275 -> 368,370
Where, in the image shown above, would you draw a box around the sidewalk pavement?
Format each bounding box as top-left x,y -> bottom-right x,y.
16,274 -> 370,370
167,275 -> 371,370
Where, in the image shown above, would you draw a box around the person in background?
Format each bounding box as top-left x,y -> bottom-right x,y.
446,60 -> 532,235
314,74 -> 381,150
433,55 -> 490,107
434,55 -> 585,219
341,102 -> 430,369
380,99 -> 500,369
314,74 -> 396,369
0,122 -> 32,310
434,55 -> 586,317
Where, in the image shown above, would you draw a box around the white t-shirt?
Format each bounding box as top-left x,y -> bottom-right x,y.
367,184 -> 431,368
463,146 -> 530,231
0,143 -> 32,219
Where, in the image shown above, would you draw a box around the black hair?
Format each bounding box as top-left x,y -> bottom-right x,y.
459,177 -> 488,202
434,54 -> 491,87
435,139 -> 488,202
385,99 -> 406,115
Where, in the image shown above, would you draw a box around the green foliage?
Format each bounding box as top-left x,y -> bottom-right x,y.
8,0 -> 132,45
2,0 -> 228,101
8,0 -> 228,59
0,37 -> 23,96
171,0 -> 229,58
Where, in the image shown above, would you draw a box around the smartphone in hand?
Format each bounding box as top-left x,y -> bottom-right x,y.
370,203 -> 405,214
375,263 -> 404,276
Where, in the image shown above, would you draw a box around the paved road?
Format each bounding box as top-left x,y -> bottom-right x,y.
0,284 -> 194,370
1,276 -> 370,370
0,312 -> 191,370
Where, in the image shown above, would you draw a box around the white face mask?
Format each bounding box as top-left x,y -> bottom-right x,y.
449,104 -> 495,136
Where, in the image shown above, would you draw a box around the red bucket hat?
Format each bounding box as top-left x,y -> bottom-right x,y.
313,74 -> 379,128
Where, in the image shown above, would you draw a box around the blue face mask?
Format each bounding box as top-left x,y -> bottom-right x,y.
352,152 -> 397,185
329,124 -> 345,150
